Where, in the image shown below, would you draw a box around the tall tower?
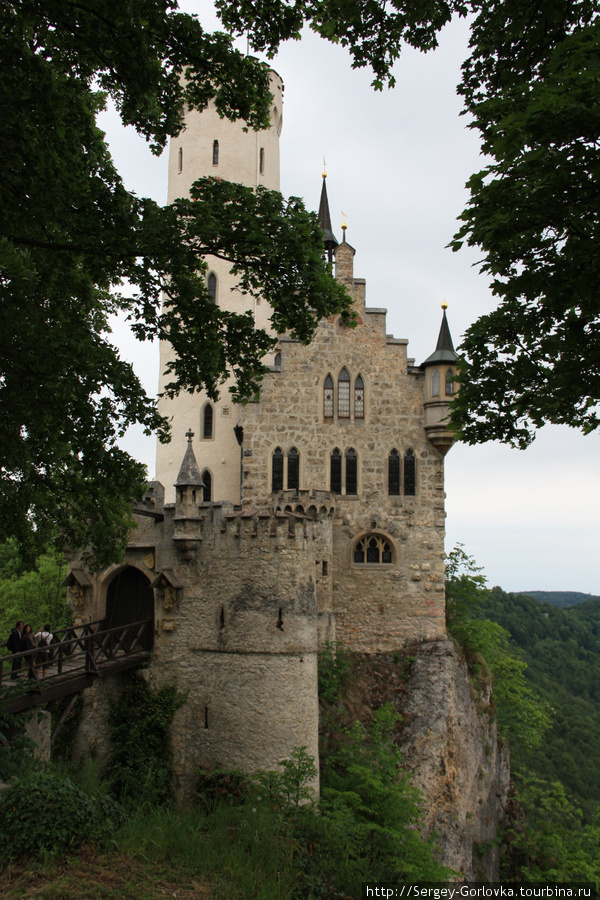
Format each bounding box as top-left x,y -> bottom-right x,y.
156,71 -> 284,504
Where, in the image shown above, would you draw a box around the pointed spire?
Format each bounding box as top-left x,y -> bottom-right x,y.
175,429 -> 204,486
422,302 -> 458,366
318,166 -> 338,262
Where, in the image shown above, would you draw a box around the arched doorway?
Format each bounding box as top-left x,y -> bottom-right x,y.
105,567 -> 154,649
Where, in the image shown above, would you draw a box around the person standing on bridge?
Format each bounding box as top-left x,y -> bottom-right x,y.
35,624 -> 53,678
21,624 -> 36,680
7,620 -> 23,680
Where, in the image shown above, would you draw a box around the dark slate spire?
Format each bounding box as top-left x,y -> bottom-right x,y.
422,304 -> 458,367
175,429 -> 204,486
318,170 -> 338,262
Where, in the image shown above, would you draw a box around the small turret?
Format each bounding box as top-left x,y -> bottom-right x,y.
318,167 -> 339,263
422,303 -> 458,455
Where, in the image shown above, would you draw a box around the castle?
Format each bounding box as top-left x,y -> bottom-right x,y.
67,69 -> 459,798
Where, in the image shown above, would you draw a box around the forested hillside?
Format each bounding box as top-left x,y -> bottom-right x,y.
475,587 -> 600,820
517,590 -> 600,608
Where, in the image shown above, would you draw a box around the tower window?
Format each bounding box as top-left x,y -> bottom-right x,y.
353,533 -> 394,565
274,351 -> 281,367
272,447 -> 284,492
178,146 -> 183,173
431,368 -> 440,397
338,368 -> 350,418
330,448 -> 342,494
212,140 -> 219,166
354,375 -> 364,419
288,447 -> 299,490
259,147 -> 265,174
208,273 -> 217,301
388,449 -> 400,496
404,450 -> 416,496
445,368 -> 454,396
345,448 -> 358,495
324,374 -> 334,419
201,470 -> 212,502
202,404 -> 214,440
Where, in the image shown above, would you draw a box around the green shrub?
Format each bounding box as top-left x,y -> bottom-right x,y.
0,768 -> 124,862
318,640 -> 351,705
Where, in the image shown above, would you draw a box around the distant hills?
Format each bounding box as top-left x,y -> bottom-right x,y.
516,590 -> 600,608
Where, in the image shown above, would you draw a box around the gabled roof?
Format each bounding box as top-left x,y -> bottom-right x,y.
422,308 -> 458,367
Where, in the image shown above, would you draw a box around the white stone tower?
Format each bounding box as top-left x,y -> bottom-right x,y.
156,70 -> 284,504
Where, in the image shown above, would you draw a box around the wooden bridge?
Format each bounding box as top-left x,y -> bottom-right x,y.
0,619 -> 152,717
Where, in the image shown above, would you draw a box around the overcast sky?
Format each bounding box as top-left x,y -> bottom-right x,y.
100,4 -> 599,596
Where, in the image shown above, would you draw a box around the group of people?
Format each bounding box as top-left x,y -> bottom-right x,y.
6,620 -> 54,681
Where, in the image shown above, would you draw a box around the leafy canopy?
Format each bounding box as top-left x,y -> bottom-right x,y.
219,0 -> 600,446
0,0 -> 351,565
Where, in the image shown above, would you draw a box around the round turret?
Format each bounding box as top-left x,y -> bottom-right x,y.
422,303 -> 458,455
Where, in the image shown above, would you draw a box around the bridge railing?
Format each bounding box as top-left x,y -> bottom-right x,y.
0,618 -> 152,691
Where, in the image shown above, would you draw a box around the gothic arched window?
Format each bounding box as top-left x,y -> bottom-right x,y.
288,447 -> 299,490
445,368 -> 454,396
274,351 -> 281,367
208,273 -> 217,302
353,533 -> 394,565
388,449 -> 400,496
354,375 -> 364,419
201,470 -> 212,502
338,368 -> 350,418
272,448 -> 284,492
324,374 -> 334,419
202,404 -> 214,440
212,139 -> 219,166
431,368 -> 440,397
404,450 -> 416,496
345,448 -> 358,495
330,448 -> 342,494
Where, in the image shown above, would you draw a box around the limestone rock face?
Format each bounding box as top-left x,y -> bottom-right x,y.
400,640 -> 510,881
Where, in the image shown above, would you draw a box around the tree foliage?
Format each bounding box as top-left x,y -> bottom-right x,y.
0,0 -> 351,564
220,0 -> 600,445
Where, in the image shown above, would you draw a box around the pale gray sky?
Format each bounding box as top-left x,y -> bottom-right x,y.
100,5 -> 600,595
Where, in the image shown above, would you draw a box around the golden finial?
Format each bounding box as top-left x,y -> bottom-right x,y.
322,158 -> 327,178
441,296 -> 448,310
341,211 -> 348,231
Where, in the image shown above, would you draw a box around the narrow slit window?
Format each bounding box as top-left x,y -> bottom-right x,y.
338,368 -> 350,418
287,447 -> 299,490
208,273 -> 217,301
345,448 -> 358,495
203,404 -> 214,439
178,146 -> 183,173
202,470 -> 212,502
272,447 -> 284,492
259,147 -> 265,174
212,140 -> 219,166
330,448 -> 342,494
388,449 -> 400,496
354,375 -> 364,419
324,374 -> 334,418
404,450 -> 416,496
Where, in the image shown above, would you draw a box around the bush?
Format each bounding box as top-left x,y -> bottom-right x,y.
0,768 -> 124,863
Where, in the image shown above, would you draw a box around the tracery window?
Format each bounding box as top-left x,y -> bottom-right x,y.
345,448 -> 358,495
388,449 -> 400,496
201,470 -> 212,502
445,368 -> 454,396
287,447 -> 299,490
208,273 -> 217,301
272,447 -> 284,492
431,368 -> 440,397
338,368 -> 350,418
404,449 -> 416,496
202,404 -> 214,440
212,140 -> 219,166
353,534 -> 394,565
324,374 -> 334,419
330,448 -> 342,494
354,375 -> 364,419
